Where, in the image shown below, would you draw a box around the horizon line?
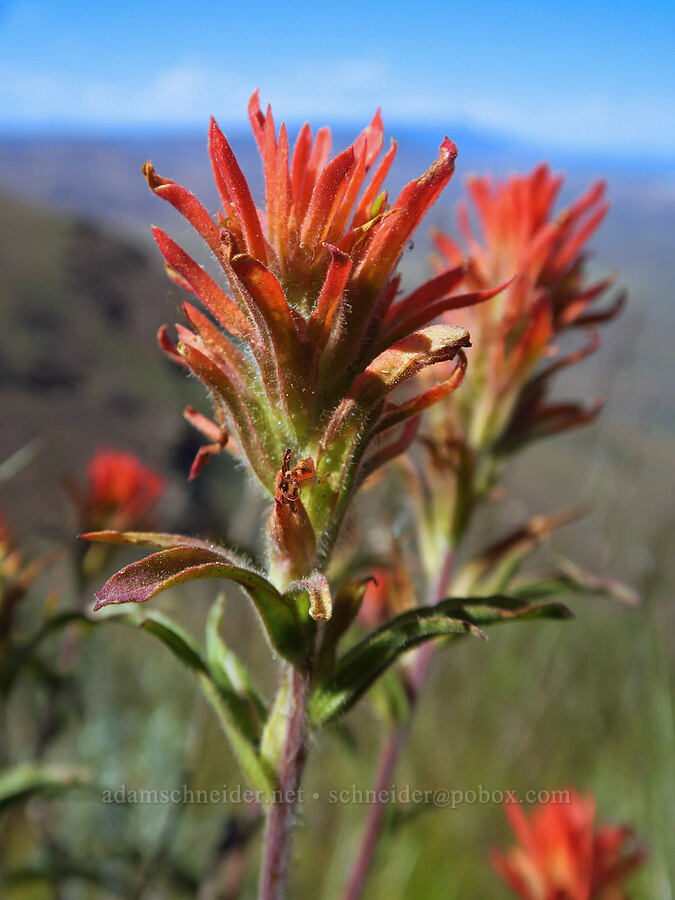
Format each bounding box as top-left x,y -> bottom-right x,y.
0,119 -> 673,166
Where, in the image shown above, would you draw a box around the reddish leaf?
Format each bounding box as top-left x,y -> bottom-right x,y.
81,530 -> 235,554
142,162 -> 222,255
229,255 -> 297,349
354,137 -> 458,294
152,227 -> 250,337
359,416 -> 422,483
157,325 -> 186,366
180,304 -> 250,381
381,280 -> 511,348
353,138 -> 397,228
209,118 -> 268,262
298,146 -> 357,258
348,323 -> 470,411
176,338 -> 277,489
93,547 -> 306,663
290,122 -> 313,226
383,263 -> 467,327
294,126 -> 332,225
377,350 -> 468,433
307,244 -> 353,349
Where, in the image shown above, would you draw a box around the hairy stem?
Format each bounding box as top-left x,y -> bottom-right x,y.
259,665 -> 310,900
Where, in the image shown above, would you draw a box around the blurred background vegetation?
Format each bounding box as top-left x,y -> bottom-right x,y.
0,119 -> 673,898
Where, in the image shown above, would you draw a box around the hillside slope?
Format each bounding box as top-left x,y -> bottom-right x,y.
0,192 -> 213,542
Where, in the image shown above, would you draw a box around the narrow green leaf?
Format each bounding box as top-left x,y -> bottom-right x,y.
314,575 -> 372,684
0,439 -> 42,483
310,607 -> 484,725
370,667 -> 411,725
439,594 -> 574,625
260,663 -> 295,773
0,764 -> 93,813
310,595 -> 571,724
102,611 -> 276,796
132,610 -> 207,673
206,596 -> 267,740
197,674 -> 276,796
452,509 -> 584,596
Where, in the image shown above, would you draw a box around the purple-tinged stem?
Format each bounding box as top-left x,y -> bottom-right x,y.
259,666 -> 310,900
341,547 -> 454,900
341,724 -> 410,900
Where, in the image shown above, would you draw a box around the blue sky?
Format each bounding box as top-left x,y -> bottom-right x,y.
1,0 -> 673,153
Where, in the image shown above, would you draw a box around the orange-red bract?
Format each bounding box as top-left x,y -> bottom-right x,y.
431,165 -> 622,451
83,448 -> 165,531
491,790 -> 645,900
143,92 -> 504,507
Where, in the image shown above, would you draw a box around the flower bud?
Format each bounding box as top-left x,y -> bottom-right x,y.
267,450 -> 318,588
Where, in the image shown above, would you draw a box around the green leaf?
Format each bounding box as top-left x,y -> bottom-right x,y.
369,667 -> 411,725
310,596 -> 571,724
197,674 -> 276,796
0,764 -> 93,814
91,542 -> 307,665
130,609 -> 207,673
309,605 -> 485,725
103,610 -> 276,796
259,664 -> 294,770
437,594 -> 573,625
0,439 -> 41,483
206,596 -> 267,740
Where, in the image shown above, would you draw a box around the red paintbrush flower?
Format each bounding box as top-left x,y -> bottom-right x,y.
81,448 -> 165,531
140,92 -> 506,572
431,165 -> 622,452
492,790 -> 646,900
84,96 -> 509,637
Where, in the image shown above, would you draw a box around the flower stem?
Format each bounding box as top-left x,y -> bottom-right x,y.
259,665 -> 310,900
341,723 -> 410,900
341,547 -> 454,900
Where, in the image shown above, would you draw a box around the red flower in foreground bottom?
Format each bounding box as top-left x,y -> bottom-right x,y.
82,448 -> 165,531
492,790 -> 646,900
